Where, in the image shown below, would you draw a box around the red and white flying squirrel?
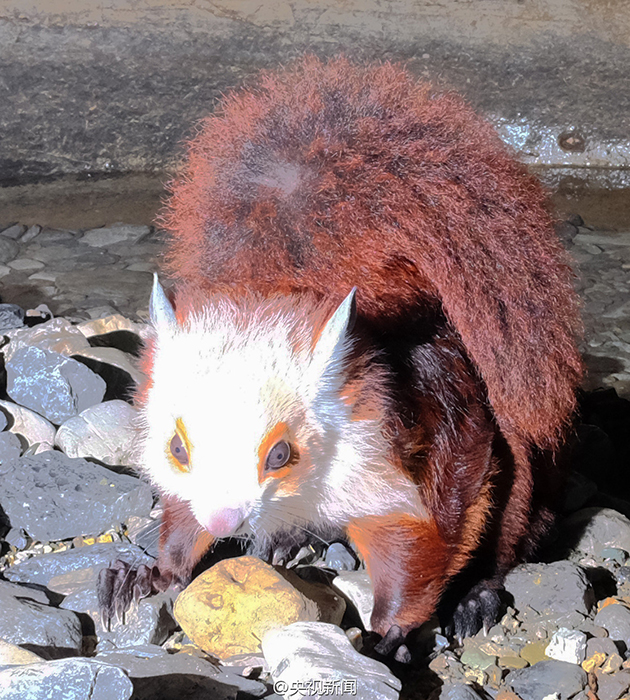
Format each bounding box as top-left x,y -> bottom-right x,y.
99,56 -> 583,641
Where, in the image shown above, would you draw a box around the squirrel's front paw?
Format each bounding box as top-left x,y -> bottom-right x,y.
97,559 -> 171,628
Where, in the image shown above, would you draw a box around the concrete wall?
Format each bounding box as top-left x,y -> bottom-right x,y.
0,0 -> 629,186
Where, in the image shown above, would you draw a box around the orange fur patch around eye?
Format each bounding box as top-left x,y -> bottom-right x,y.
166,417 -> 193,473
257,421 -> 298,483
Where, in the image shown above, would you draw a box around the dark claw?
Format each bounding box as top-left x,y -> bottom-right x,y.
373,625 -> 406,657
97,560 -> 166,629
451,581 -> 502,642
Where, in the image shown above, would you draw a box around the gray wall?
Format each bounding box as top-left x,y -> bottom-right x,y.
1,0 -> 629,187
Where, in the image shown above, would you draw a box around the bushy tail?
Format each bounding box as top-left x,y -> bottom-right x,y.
161,55 -> 583,450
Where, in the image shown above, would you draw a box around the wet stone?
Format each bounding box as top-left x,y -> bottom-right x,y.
0,431 -> 22,462
0,658 -> 134,700
0,235 -> 19,263
4,542 -> 155,588
6,345 -> 106,424
0,224 -> 25,240
0,580 -> 83,660
594,603 -> 630,651
96,647 -> 269,699
0,451 -> 153,542
0,303 -> 25,332
503,562 -> 594,617
507,659 -> 587,700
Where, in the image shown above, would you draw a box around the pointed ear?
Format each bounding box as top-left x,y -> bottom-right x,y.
149,273 -> 177,330
313,288 -> 357,372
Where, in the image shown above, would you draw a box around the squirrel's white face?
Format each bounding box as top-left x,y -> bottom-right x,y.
139,277 -> 424,543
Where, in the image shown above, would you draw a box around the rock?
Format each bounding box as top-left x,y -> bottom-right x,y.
585,636 -> 620,659
507,660 -> 587,700
71,345 -> 144,385
594,602 -> 630,650
76,314 -> 146,339
0,658 -> 134,700
0,431 -> 22,462
0,580 -> 83,659
81,223 -> 151,247
432,684 -> 484,699
0,303 -> 25,331
62,587 -> 178,651
0,451 -> 152,541
0,639 -> 44,666
544,628 -> 587,665
4,318 -> 91,360
174,556 -> 346,659
6,345 -> 106,424
96,646 -> 269,699
55,400 -> 139,466
332,570 -> 374,630
0,399 -> 56,452
503,562 -> 594,616
21,224 -> 42,243
0,235 -> 19,262
561,508 -> 630,559
461,646 -> 497,671
594,669 -> 630,700
8,258 -> 44,271
4,542 -> 155,588
262,621 -> 402,699
5,526 -> 31,549
324,542 -> 358,571
0,223 -> 25,240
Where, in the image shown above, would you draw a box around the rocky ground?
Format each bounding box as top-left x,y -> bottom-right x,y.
0,219 -> 629,700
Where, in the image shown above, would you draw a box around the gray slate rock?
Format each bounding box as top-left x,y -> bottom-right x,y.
503,561 -> 594,616
262,622 -> 401,699
595,670 -> 630,700
55,399 -> 139,466
0,658 -> 133,700
430,684 -> 483,699
561,507 -> 630,559
6,345 -> 106,424
96,646 -> 269,699
508,660 -> 587,700
324,542 -> 358,571
0,303 -> 25,332
0,431 -> 22,463
4,542 -> 155,587
81,223 -> 151,247
0,450 -> 153,541
0,580 -> 83,660
0,224 -> 25,240
593,603 -> 630,651
0,235 -> 19,262
62,588 -> 178,651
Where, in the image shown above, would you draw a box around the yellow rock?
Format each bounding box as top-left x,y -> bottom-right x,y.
0,639 -> 43,665
582,651 -> 606,673
174,556 -> 346,659
519,640 -> 549,666
601,652 -> 623,674
501,655 -> 528,670
597,596 -> 630,612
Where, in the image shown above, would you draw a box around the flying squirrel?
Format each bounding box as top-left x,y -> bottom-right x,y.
98,56 -> 583,641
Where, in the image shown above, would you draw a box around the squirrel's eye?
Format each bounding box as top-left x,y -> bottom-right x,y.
170,433 -> 189,469
265,440 -> 291,471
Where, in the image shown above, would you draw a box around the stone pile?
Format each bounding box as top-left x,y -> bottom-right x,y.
0,220 -> 630,699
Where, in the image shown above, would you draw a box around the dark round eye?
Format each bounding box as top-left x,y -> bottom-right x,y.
170,433 -> 189,467
265,440 -> 291,471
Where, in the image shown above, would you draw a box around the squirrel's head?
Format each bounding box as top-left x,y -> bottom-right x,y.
140,276 -> 367,541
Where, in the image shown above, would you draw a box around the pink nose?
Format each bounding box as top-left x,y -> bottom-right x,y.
205,508 -> 245,538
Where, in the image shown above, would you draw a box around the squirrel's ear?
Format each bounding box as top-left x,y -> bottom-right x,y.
313,288 -> 357,371
149,273 -> 177,330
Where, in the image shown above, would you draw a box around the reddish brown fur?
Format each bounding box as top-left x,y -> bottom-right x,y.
141,56 -> 584,635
